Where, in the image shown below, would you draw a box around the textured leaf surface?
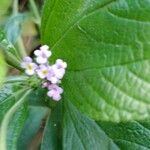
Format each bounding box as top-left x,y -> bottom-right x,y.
98,120 -> 150,150
63,101 -> 119,150
41,0 -> 150,121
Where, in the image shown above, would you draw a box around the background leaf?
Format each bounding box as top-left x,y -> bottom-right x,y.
41,0 -> 150,122
5,13 -> 30,44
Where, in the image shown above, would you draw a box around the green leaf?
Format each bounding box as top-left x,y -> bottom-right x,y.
63,101 -> 119,150
18,106 -> 49,150
29,88 -> 49,107
98,120 -> 150,150
0,52 -> 6,85
41,0 -> 150,121
41,102 -> 62,150
6,104 -> 28,150
0,82 -> 25,123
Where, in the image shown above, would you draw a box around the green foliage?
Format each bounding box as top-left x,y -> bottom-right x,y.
40,0 -> 150,149
41,0 -> 150,122
98,121 -> 150,149
63,101 -> 119,150
0,0 -> 150,149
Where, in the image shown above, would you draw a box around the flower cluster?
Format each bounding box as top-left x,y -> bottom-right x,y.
21,45 -> 67,101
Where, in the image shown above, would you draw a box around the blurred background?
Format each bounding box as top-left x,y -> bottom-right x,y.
0,0 -> 43,75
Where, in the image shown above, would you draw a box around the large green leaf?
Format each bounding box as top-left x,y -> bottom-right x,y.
63,101 -> 119,150
41,0 -> 150,121
98,120 -> 150,150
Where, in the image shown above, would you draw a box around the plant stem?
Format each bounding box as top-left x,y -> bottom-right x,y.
13,0 -> 18,15
29,0 -> 41,28
17,36 -> 27,57
13,0 -> 27,58
0,89 -> 32,150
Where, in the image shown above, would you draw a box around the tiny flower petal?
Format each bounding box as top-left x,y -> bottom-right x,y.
37,65 -> 49,79
56,59 -> 67,69
40,45 -> 49,51
23,56 -> 32,63
25,69 -> 34,75
34,50 -> 41,56
21,56 -> 33,68
36,56 -> 48,64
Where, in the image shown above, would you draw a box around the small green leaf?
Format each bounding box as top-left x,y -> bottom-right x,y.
0,82 -> 25,123
18,106 -> 49,150
63,101 -> 119,150
98,120 -> 150,150
41,102 -> 62,150
41,0 -> 150,122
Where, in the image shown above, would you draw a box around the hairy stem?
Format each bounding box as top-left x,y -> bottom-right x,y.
29,0 -> 41,28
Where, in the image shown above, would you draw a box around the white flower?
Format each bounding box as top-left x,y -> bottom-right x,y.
21,57 -> 37,76
34,45 -> 51,64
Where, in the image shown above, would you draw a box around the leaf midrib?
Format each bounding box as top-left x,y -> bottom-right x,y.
47,0 -> 116,49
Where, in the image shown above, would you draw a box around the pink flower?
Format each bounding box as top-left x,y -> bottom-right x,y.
21,57 -> 37,75
34,45 -> 51,64
47,84 -> 63,101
